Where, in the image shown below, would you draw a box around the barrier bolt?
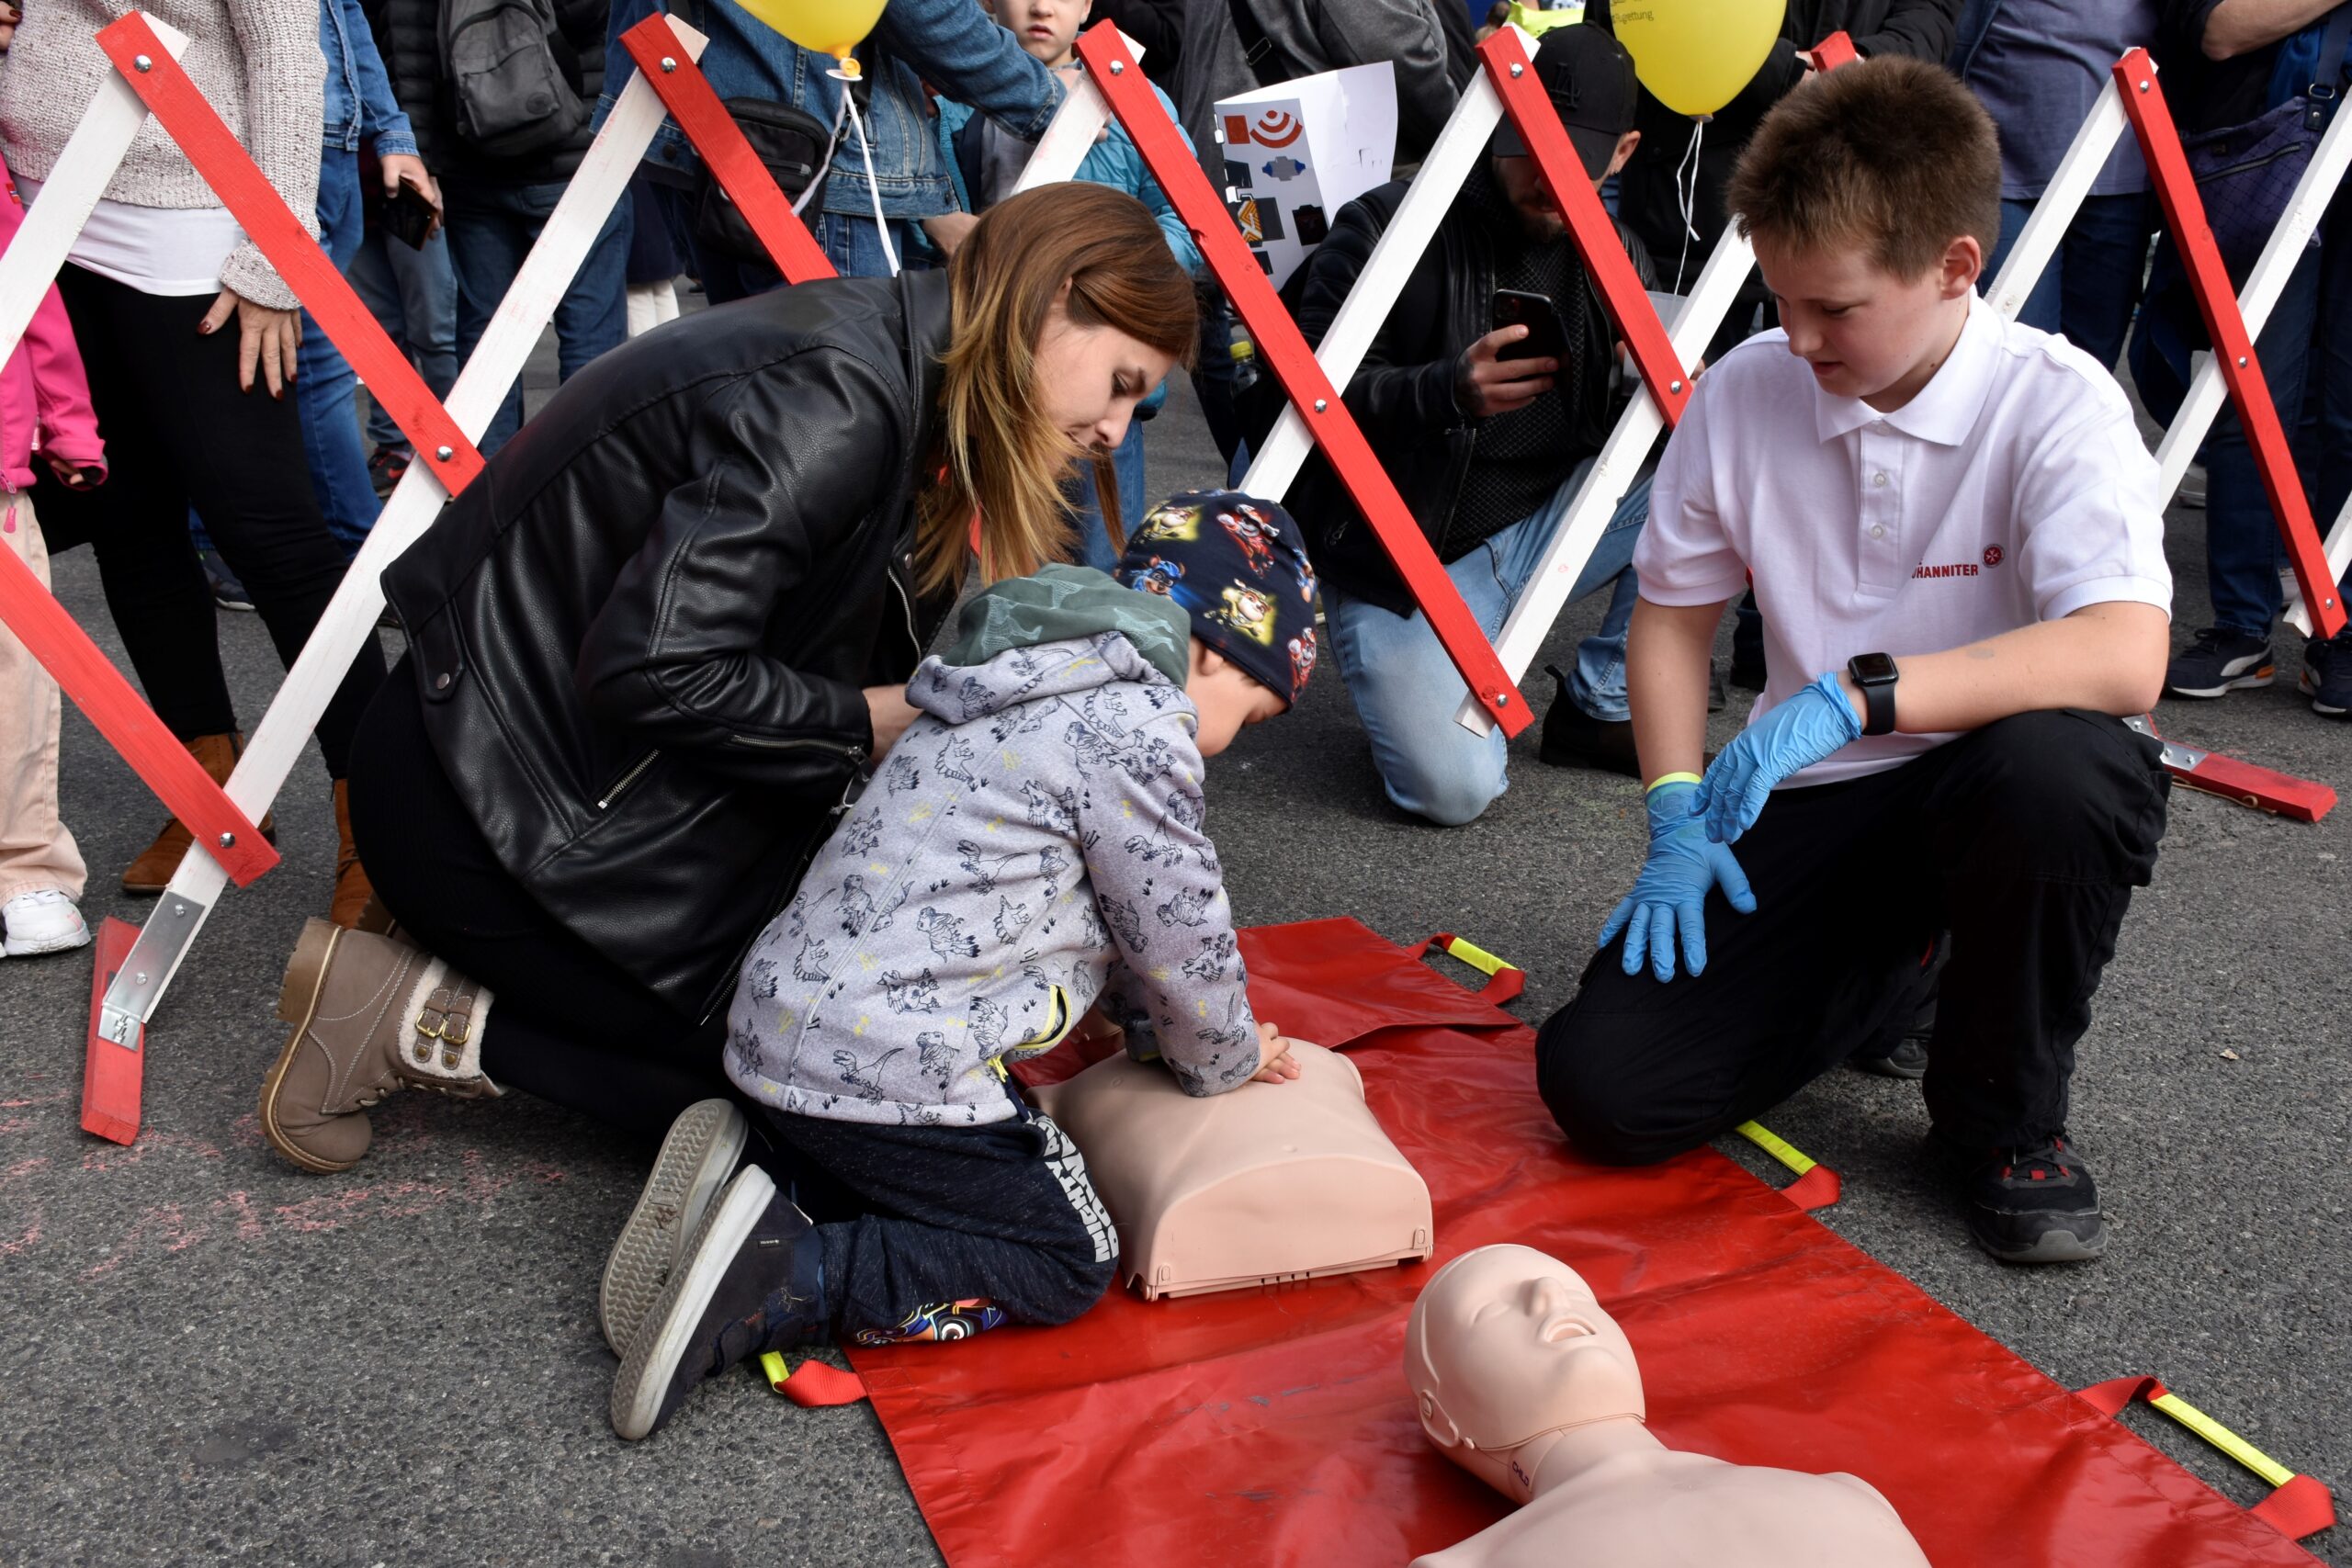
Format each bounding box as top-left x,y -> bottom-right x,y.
661,57 -> 675,71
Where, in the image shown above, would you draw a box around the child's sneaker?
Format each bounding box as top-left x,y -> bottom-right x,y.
599,1098 -> 750,1356
2301,627 -> 2352,719
1,888 -> 89,956
610,1166 -> 823,1440
1936,1131 -> 2106,1264
2165,627 -> 2274,698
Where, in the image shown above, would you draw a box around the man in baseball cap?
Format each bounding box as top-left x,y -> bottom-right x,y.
1269,22 -> 1659,826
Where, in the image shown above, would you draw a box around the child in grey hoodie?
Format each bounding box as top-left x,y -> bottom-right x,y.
610,491 -> 1322,1440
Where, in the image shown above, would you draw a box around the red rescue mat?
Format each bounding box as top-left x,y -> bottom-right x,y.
842,918 -> 2324,1567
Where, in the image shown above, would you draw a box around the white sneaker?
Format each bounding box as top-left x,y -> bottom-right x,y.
3,889 -> 91,956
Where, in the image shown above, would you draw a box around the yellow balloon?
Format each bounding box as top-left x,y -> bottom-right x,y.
736,0 -> 887,62
1611,0 -> 1788,118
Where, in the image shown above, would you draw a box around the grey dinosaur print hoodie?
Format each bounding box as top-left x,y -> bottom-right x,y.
724,570 -> 1261,1127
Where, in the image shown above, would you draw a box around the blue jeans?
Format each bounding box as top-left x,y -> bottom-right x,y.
1323,462 -> 1652,826
2132,190 -> 2352,637
295,150 -> 381,549
348,224 -> 458,454
695,206 -> 934,299
444,177 -> 632,455
1069,422 -> 1148,574
1984,191 -> 2153,371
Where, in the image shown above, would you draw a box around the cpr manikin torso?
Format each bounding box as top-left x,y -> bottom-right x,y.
1405,1245 -> 1930,1568
1033,1042 -> 1431,1298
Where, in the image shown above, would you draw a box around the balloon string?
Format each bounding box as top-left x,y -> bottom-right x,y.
1671,115 -> 1707,296
795,92 -> 849,219
842,86 -> 900,276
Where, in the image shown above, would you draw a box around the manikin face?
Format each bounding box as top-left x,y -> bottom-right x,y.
1407,1245 -> 1645,1453
994,0 -> 1090,65
1186,644 -> 1285,758
1033,289 -> 1178,460
1753,234 -> 1979,412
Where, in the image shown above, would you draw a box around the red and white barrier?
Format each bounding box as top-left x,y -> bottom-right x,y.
4,15 -> 2344,1144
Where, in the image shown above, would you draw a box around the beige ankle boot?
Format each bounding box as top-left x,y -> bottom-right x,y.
258,918 -> 503,1173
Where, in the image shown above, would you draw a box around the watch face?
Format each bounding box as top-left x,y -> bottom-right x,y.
1851,652 -> 1898,684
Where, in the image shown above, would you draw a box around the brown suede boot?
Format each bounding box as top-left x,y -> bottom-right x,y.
329,779 -> 375,929
258,918 -> 503,1173
119,733 -> 277,894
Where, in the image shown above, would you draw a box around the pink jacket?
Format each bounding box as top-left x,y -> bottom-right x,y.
0,146 -> 104,492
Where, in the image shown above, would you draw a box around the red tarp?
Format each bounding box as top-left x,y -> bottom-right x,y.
843,918 -> 2320,1568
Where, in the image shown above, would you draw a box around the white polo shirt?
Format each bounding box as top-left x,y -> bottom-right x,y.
1634,291 -> 2172,787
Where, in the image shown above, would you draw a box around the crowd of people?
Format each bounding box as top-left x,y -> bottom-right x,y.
0,0 -> 2344,1442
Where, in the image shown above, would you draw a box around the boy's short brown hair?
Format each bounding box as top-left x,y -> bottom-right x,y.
1727,56 -> 2001,278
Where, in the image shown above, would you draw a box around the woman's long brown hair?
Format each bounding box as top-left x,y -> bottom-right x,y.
916,183 -> 1199,597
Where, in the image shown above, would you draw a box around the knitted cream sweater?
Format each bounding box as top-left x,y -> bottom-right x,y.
0,0 -> 323,309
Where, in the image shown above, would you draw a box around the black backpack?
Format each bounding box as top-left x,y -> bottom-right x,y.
440,0 -> 588,158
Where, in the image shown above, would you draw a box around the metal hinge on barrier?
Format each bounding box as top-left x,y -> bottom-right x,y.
96,893 -> 209,1047
2119,713 -> 2206,771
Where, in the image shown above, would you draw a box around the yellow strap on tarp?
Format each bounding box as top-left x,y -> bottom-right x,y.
759,1350 -> 792,1391
1439,934 -> 1520,977
2149,1391 -> 2299,1488
1734,1121 -> 1817,1178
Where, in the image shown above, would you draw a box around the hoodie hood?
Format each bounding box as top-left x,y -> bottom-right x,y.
941,564 -> 1193,687
909,623 -> 1191,727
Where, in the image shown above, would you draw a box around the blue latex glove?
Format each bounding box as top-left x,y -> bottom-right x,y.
1700,671 -> 1863,845
1597,781 -> 1758,982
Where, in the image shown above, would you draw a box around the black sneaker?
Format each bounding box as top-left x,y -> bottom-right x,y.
2301,627 -> 2352,719
1538,666 -> 1641,777
367,446 -> 411,499
198,547 -> 255,613
1850,936 -> 1943,1080
2165,627 -> 2275,699
1854,1034 -> 1928,1079
610,1166 -> 823,1439
1940,1133 -> 2107,1264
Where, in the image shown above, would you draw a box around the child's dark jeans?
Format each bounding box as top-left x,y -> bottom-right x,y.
760,1082 -> 1120,1341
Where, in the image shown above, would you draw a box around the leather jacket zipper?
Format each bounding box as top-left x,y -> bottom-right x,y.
888,559 -> 921,661
596,750 -> 660,810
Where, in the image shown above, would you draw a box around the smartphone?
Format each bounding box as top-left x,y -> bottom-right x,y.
379,181 -> 437,250
1492,288 -> 1569,364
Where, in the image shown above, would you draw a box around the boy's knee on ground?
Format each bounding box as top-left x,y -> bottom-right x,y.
1534,1007 -> 1713,1167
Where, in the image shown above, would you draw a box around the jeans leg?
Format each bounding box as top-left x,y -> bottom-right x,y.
444,183 -> 534,454
1322,499 -> 1567,827
548,181 -> 632,382
1984,197 -> 2063,334
345,232 -> 408,453
1069,423 -> 1145,575
1563,474 -> 1652,722
2054,192 -> 2153,371
2205,246 -> 2320,637
296,152 -> 381,549
398,227 -> 459,400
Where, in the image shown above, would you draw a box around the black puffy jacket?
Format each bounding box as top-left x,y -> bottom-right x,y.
1283,175 -> 1654,617
363,0 -> 610,182
381,272 -> 955,1019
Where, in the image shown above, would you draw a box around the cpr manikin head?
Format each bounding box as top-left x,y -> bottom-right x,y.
1405,1245 -> 1645,1501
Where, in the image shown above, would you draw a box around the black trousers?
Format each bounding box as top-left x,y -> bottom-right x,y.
1537,710 -> 2170,1161
765,1093 -> 1120,1338
346,658 -> 732,1136
35,265 -> 384,775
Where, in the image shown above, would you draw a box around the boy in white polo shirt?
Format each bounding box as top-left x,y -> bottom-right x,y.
1536,57 -> 2174,1266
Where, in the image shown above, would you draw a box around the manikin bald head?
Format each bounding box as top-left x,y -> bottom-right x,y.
1405,1245 -> 1645,1492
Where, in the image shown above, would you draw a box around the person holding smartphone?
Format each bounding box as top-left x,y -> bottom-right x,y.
1285,25 -> 1654,825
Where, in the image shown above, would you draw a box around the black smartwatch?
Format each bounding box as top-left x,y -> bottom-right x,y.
1847,652 -> 1900,737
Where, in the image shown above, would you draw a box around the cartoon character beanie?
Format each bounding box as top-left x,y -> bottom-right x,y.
1112,490 -> 1320,705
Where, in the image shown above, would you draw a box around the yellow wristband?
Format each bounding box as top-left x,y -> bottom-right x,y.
1645,772 -> 1703,793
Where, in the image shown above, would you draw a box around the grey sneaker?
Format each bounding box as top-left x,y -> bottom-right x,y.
600,1099 -> 750,1357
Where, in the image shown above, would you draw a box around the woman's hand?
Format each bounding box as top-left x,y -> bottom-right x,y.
41,453 -> 98,491
200,288 -> 301,397
380,152 -> 443,236
862,684 -> 922,760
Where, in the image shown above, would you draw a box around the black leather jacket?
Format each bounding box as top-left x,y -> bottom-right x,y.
1284,176 -> 1653,617
383,272 -> 955,1020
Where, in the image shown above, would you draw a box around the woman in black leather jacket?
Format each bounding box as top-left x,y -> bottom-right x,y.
256,185 -> 1198,1174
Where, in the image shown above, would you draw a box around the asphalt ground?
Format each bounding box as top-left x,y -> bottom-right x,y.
2,322 -> 2348,1567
